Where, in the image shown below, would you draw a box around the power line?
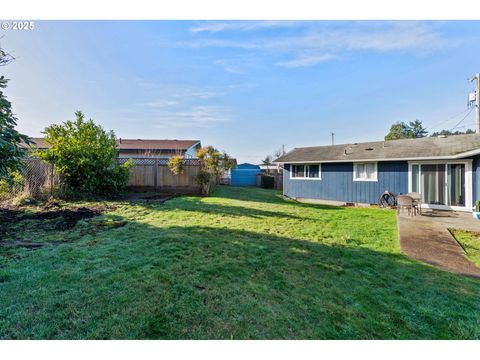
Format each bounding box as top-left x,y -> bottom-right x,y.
429,108 -> 471,131
450,108 -> 474,131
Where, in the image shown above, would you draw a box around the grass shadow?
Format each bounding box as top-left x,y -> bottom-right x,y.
1,217 -> 479,339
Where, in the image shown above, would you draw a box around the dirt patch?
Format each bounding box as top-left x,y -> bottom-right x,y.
0,203 -> 116,245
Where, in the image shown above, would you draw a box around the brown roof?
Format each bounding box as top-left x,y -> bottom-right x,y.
275,134 -> 480,163
29,138 -> 200,151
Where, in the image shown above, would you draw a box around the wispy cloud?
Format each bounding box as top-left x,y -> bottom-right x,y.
190,20 -> 304,33
152,106 -> 230,128
275,54 -> 336,68
133,81 -> 224,100
138,100 -> 180,108
125,85 -> 230,128
186,22 -> 450,69
184,39 -> 257,49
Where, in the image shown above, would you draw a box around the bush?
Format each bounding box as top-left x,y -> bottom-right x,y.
260,174 -> 275,189
195,146 -> 235,195
168,155 -> 185,175
37,111 -> 133,198
0,171 -> 23,200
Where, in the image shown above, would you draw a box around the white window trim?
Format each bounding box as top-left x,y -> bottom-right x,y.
407,160 -> 472,212
289,164 -> 322,180
353,162 -> 378,182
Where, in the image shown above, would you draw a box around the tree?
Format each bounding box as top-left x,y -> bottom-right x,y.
0,46 -> 30,183
262,155 -> 273,166
195,146 -> 235,195
37,111 -> 132,197
409,119 -> 428,138
384,120 -> 427,140
430,129 -> 475,137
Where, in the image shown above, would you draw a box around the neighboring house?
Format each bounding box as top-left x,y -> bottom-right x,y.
259,163 -> 282,174
274,134 -> 480,212
29,138 -> 201,159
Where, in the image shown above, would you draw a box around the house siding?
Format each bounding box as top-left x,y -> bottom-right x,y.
472,155 -> 480,205
283,161 -> 408,204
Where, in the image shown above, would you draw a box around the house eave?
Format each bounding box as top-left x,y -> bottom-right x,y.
273,149 -> 480,164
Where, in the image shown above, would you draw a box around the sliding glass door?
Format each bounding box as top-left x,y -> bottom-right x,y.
421,164 -> 446,205
410,162 -> 469,210
447,164 -> 465,207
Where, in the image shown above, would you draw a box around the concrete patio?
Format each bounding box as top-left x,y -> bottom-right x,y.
397,209 -> 480,278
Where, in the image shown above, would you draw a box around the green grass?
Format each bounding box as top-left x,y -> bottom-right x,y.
1,186 -> 480,339
451,229 -> 480,267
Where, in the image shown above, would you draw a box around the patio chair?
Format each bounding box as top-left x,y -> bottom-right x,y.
406,192 -> 422,215
396,195 -> 416,216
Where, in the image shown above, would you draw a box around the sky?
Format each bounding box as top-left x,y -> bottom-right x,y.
1,20 -> 480,163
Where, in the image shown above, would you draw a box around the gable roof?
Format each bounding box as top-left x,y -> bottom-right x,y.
29,138 -> 200,151
274,134 -> 480,163
116,139 -> 200,151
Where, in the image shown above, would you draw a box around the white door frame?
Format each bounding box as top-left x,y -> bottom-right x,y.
408,160 -> 472,212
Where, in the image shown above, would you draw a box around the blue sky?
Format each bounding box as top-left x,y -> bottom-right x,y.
2,20 -> 480,163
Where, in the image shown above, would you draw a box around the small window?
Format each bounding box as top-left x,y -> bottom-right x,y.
353,162 -> 378,181
291,164 -> 321,179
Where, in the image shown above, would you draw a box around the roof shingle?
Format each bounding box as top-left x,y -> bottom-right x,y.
29,138 -> 200,151
275,134 -> 480,163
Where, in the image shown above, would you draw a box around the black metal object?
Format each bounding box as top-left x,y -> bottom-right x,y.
379,191 -> 397,208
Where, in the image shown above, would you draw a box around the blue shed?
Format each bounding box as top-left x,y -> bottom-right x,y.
231,163 -> 261,186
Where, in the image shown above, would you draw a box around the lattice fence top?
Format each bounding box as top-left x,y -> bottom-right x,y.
118,157 -> 200,166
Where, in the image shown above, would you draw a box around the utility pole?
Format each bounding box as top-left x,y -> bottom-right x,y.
331,132 -> 335,145
476,73 -> 480,134
470,73 -> 480,133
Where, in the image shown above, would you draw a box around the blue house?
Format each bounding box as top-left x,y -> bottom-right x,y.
274,134 -> 480,212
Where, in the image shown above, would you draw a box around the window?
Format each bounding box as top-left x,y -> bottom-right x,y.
353,162 -> 377,181
290,164 -> 321,179
411,164 -> 419,192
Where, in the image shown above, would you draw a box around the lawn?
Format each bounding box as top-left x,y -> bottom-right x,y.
0,186 -> 479,339
451,229 -> 480,267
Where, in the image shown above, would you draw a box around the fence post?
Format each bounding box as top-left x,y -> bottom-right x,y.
154,158 -> 158,191
50,163 -> 54,195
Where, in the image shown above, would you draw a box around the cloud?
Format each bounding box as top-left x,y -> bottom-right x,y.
190,20 -> 304,33
227,82 -> 258,90
275,54 -> 336,68
152,106 -> 230,128
184,39 -> 257,49
185,22 -> 450,69
139,100 -> 179,108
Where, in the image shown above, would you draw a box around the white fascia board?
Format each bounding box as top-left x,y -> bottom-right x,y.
273,149 -> 480,164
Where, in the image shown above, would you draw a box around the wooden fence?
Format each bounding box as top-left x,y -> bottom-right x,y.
119,158 -> 201,193
255,172 -> 283,190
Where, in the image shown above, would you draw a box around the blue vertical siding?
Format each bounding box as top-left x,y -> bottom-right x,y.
231,164 -> 261,186
283,161 -> 408,204
472,155 -> 480,205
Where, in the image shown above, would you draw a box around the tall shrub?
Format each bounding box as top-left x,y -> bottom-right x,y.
168,155 -> 185,175
196,146 -> 235,195
37,111 -> 132,197
0,76 -> 30,183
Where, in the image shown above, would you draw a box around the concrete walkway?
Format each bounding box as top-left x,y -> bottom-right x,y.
397,209 -> 480,278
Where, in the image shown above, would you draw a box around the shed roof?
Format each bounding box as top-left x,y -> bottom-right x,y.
235,163 -> 261,169
274,134 -> 480,163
